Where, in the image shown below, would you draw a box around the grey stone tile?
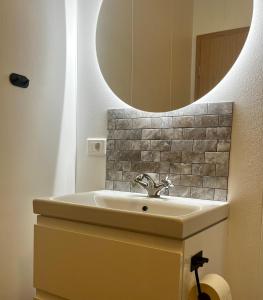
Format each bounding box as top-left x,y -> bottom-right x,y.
203,176 -> 228,189
171,140 -> 193,152
114,161 -> 131,172
142,129 -> 162,140
116,119 -> 132,130
151,117 -> 173,128
106,150 -> 118,161
106,103 -> 232,202
129,129 -> 143,140
192,164 -> 216,176
123,171 -> 139,182
173,116 -> 195,128
120,109 -> 142,119
205,152 -> 229,165
174,129 -> 183,139
105,181 -> 113,190
117,151 -> 141,161
173,103 -> 208,116
194,115 -> 219,127
161,117 -> 173,128
214,189 -> 227,201
150,118 -> 162,128
138,111 -> 166,118
217,127 -> 232,139
133,109 -> 153,119
122,109 -> 142,119
132,118 -> 151,129
159,161 -> 171,173
141,151 -> 152,162
182,152 -> 205,163
206,128 -> 218,140
219,115 -> 232,126
160,174 -> 180,185
115,140 -> 131,150
108,109 -> 127,119
130,140 -> 151,151
169,186 -> 191,197
113,181 -> 130,192
151,140 -> 171,151
108,129 -> 142,140
107,140 -> 115,150
193,140 -> 217,152
160,151 -> 182,163
216,163 -> 229,176
107,119 -> 115,130
131,161 -> 160,173
161,128 -> 174,140
141,151 -> 161,162
106,170 -> 122,181
170,163 -> 192,175
191,187 -> 215,200
208,102 -> 233,114
146,173 -> 160,182
130,183 -> 147,194
106,161 -> 115,170
183,128 -> 206,140
217,140 -> 231,152
107,109 -> 118,120
161,128 -> 183,140
207,128 -> 231,139
180,175 -> 203,187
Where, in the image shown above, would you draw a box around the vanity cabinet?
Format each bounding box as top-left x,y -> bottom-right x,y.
33,215 -> 227,300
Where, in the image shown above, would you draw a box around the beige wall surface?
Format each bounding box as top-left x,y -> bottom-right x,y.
0,0 -> 66,299
77,0 -> 263,299
193,0 -> 252,36
191,0 -> 253,100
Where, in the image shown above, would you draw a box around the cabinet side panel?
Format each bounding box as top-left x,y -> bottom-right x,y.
182,220 -> 228,300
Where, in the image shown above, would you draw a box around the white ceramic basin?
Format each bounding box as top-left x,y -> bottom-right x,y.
33,190 -> 229,239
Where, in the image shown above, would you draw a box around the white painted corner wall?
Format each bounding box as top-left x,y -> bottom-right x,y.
77,0 -> 128,193
0,0 -> 77,299
77,0 -> 263,299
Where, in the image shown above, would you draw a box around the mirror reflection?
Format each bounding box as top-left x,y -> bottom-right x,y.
96,0 -> 253,112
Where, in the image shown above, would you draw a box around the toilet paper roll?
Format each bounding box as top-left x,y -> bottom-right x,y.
188,274 -> 232,300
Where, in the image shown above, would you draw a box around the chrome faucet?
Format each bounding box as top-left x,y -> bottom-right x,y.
134,173 -> 174,198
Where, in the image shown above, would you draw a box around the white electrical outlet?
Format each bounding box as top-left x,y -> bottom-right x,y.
86,138 -> 106,156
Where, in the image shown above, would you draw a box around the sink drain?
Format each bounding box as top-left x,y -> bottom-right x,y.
142,205 -> 148,212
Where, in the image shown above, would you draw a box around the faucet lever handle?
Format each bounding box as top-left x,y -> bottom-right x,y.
161,176 -> 174,189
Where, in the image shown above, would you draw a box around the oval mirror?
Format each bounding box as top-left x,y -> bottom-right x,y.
96,0 -> 253,112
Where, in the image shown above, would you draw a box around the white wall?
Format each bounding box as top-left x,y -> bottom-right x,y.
77,0 -> 263,299
53,0 -> 77,196
77,0 -> 128,193
0,1 -> 67,299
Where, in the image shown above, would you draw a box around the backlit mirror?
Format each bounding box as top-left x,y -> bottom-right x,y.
96,0 -> 253,112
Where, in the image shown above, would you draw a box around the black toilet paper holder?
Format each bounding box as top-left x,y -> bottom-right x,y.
190,251 -> 211,300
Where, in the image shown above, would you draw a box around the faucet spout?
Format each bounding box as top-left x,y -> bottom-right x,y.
134,174 -> 174,198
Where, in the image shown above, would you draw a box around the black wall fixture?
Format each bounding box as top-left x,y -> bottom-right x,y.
191,251 -> 211,300
9,73 -> 30,88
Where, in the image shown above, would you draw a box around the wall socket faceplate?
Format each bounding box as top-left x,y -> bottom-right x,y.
86,138 -> 106,156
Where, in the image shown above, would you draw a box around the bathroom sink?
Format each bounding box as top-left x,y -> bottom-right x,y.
33,190 -> 229,239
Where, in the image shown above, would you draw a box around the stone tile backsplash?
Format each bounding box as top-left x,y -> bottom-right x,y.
106,102 -> 233,201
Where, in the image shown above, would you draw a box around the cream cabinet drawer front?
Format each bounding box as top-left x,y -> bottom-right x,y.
34,225 -> 182,300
